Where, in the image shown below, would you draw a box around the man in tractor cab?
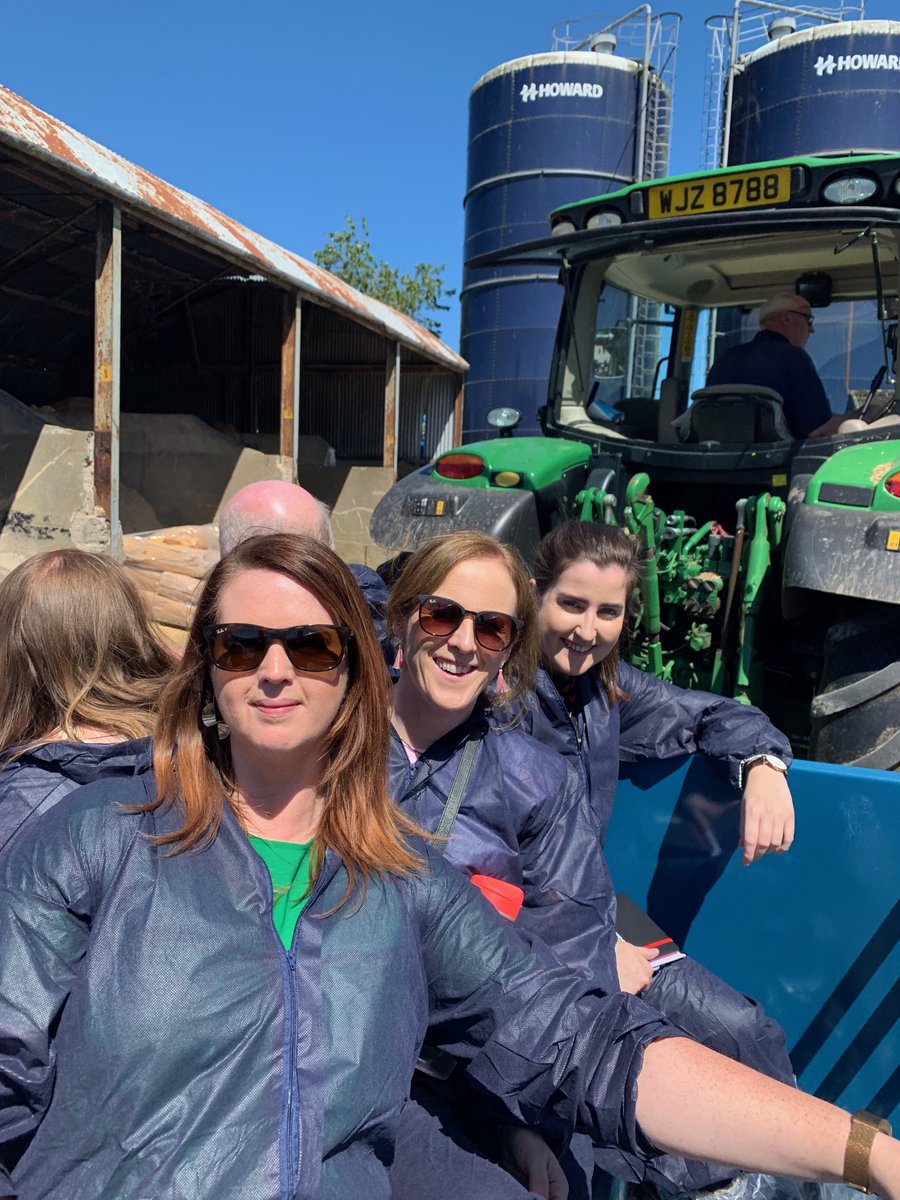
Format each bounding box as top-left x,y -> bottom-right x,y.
706,293 -> 843,438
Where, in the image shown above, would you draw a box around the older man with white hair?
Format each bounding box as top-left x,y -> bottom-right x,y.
706,293 -> 841,438
219,480 -> 388,644
219,480 -> 335,555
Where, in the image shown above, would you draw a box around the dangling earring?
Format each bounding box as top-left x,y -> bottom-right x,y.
200,699 -> 230,740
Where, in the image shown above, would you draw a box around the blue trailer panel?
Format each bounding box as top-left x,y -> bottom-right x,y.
607,755 -> 900,1122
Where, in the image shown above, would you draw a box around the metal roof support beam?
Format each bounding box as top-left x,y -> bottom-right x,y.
280,291 -> 301,482
93,202 -> 122,559
383,341 -> 401,475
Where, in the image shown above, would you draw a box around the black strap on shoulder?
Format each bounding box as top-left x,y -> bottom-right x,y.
435,736 -> 479,852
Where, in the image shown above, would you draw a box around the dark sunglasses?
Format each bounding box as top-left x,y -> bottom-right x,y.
416,594 -> 522,652
203,623 -> 353,673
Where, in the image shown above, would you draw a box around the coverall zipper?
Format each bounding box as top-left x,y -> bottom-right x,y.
258,850 -> 330,1200
281,862 -> 333,1198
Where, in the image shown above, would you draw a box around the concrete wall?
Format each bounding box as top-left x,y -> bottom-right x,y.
0,394 -> 393,572
299,465 -> 396,568
0,423 -> 99,572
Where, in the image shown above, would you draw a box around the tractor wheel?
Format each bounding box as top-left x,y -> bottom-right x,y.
809,607 -> 900,770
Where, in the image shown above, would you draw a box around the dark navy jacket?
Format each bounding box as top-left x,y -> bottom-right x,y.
525,662 -> 793,843
516,668 -> 797,1193
707,328 -> 831,438
0,737 -> 151,851
388,704 -> 618,994
349,563 -> 389,647
0,773 -> 677,1200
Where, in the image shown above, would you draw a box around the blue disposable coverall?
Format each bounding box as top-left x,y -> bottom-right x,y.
0,772 -> 680,1200
513,663 -> 799,1193
0,737 -> 151,851
387,700 -> 784,1198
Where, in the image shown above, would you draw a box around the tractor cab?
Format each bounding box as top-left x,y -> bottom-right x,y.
527,153 -> 900,517
370,154 -> 900,767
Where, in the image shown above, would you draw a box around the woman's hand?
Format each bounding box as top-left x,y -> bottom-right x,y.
615,939 -> 658,994
498,1126 -> 569,1200
740,764 -> 795,866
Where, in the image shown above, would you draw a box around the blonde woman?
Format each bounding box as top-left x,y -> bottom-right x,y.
0,549 -> 172,849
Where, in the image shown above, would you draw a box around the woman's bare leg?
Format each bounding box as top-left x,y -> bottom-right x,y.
636,1038 -> 899,1198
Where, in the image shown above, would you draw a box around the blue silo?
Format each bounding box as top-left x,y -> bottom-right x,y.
728,20 -> 900,163
719,18 -> 900,412
461,47 -> 670,441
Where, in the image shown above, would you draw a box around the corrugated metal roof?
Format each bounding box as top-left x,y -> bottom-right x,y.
0,85 -> 467,373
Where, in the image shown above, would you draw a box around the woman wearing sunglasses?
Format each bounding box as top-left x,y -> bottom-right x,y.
386,531 -> 619,1199
0,533 -> 897,1199
383,534 -> 813,1200
0,549 -> 172,852
0,531 -> 632,1198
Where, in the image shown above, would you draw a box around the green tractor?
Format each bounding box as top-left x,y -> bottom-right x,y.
371,153 -> 900,768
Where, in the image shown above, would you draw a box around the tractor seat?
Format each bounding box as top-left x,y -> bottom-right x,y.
678,385 -> 793,444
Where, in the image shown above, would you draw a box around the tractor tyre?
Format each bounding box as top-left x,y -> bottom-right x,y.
809,607 -> 900,770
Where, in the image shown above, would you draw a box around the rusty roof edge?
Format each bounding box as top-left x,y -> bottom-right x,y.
0,86 -> 467,373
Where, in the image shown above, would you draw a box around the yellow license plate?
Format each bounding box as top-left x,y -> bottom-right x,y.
647,167 -> 791,220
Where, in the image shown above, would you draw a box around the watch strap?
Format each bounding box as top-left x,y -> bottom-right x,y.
738,753 -> 786,789
843,1109 -> 892,1193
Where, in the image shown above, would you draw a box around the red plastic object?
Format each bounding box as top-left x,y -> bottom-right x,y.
435,452 -> 484,480
470,874 -> 524,921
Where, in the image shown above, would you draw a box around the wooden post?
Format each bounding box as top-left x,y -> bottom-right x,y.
452,373 -> 464,447
93,203 -> 122,558
280,292 -> 301,482
383,340 -> 401,474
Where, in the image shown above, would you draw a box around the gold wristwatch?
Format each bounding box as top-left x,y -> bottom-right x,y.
844,1109 -> 892,1193
737,752 -> 788,789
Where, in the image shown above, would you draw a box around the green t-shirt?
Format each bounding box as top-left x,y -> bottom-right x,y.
249,835 -> 315,951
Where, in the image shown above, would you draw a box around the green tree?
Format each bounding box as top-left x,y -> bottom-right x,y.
313,216 -> 455,336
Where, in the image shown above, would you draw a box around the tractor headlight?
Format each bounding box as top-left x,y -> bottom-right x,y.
822,174 -> 878,204
586,210 -> 623,230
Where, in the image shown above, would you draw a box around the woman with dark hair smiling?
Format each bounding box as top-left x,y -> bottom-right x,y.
529,520 -> 795,885
526,519 -> 805,1197
0,533 -> 896,1200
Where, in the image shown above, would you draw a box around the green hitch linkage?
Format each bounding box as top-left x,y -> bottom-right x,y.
734,494 -> 784,705
625,473 -> 664,678
576,487 -> 618,524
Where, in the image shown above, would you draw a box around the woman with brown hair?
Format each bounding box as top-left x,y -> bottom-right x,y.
384,532 -> 798,1200
0,549 -> 172,850
0,533 -> 896,1200
386,530 -> 609,1199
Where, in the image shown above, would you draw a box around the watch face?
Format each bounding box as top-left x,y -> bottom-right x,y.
764,755 -> 788,773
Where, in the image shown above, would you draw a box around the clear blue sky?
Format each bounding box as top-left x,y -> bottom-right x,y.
3,1 -> 893,350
